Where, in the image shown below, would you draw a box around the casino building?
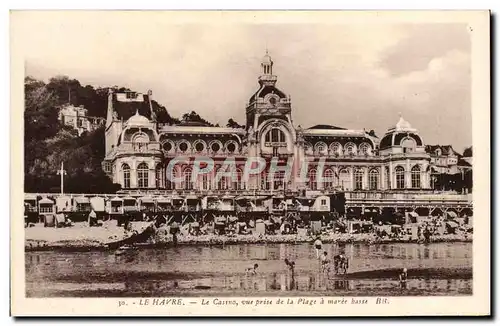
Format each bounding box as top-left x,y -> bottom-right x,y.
102,52 -> 432,194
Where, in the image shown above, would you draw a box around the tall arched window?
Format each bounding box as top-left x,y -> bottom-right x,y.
395,166 -> 405,189
330,143 -> 341,156
234,168 -> 243,190
155,164 -> 164,188
354,169 -> 364,190
217,168 -> 230,190
265,128 -> 286,144
411,165 -> 421,188
137,163 -> 149,188
183,168 -> 193,190
369,169 -> 379,190
323,169 -> 334,190
273,171 -> 285,190
385,166 -> 391,189
261,171 -> 270,190
339,169 -> 351,190
171,168 -> 180,190
308,169 -> 317,190
122,164 -> 130,188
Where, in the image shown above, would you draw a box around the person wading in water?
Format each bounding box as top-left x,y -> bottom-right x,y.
399,268 -> 408,289
314,236 -> 323,259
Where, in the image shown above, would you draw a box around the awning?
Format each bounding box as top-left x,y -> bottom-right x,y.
222,195 -> 235,200
24,194 -> 37,201
409,212 -> 419,218
38,197 -> 54,204
156,196 -> 171,204
139,196 -> 155,203
75,196 -> 90,204
110,196 -> 123,202
122,196 -> 136,202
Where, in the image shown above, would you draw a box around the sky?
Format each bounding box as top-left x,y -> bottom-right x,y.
19,12 -> 472,152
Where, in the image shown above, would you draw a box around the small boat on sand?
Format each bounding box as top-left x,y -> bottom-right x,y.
105,221 -> 156,251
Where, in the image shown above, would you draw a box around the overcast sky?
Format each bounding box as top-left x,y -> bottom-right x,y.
21,13 -> 472,152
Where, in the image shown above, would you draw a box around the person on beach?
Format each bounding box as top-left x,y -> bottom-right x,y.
399,268 -> 408,289
246,263 -> 259,275
320,251 -> 330,272
314,236 -> 322,259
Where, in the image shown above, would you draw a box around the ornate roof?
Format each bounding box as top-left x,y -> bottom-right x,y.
126,110 -> 150,126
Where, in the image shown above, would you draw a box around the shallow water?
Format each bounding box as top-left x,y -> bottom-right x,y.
25,242 -> 472,297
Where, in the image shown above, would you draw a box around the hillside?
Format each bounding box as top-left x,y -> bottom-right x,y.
24,75 -> 243,193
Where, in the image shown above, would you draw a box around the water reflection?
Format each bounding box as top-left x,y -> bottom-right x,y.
25,242 -> 472,297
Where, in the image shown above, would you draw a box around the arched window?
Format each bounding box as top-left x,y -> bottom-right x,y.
330,142 -> 341,156
315,142 -> 327,155
308,169 -> 317,190
323,169 -> 334,190
411,165 -> 421,188
183,168 -> 193,190
170,168 -> 180,190
354,169 -> 364,190
385,166 -> 391,189
155,164 -> 164,188
369,169 -> 379,190
395,166 -> 405,189
137,163 -> 149,188
122,164 -> 130,188
217,168 -> 230,190
401,138 -> 416,153
265,128 -> 286,144
345,143 -> 356,156
339,169 -> 351,190
359,143 -> 371,156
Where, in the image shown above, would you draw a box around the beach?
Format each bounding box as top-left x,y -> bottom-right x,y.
25,221 -> 473,251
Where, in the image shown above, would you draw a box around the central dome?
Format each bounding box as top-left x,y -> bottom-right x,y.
127,110 -> 150,126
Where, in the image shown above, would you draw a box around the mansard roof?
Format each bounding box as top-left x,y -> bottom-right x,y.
112,92 -> 152,121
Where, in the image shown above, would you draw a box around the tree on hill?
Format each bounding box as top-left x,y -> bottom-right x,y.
463,146 -> 472,157
226,118 -> 244,129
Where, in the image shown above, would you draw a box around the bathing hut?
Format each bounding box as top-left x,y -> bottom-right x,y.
107,196 -> 124,216
55,195 -> 72,213
311,195 -> 330,222
219,194 -> 236,217
201,195 -> 221,223
38,196 -> 55,224
90,196 -> 106,220
72,195 -> 92,222
182,193 -> 201,225
138,196 -> 156,213
24,194 -> 38,224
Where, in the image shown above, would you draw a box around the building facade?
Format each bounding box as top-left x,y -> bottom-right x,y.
103,52 -> 434,194
59,104 -> 106,136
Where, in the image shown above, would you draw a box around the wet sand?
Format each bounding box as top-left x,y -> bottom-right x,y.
26,242 -> 473,297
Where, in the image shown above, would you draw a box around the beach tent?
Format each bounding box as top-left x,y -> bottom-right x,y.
90,196 -> 105,212
55,195 -> 72,213
122,196 -> 138,212
38,197 -> 55,214
108,196 -> 124,214
74,196 -> 91,212
138,196 -> 155,212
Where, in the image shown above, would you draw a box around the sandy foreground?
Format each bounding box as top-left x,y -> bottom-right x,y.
24,221 -> 472,251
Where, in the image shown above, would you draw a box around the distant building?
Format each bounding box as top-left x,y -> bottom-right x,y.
425,145 -> 472,175
58,104 -> 106,136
